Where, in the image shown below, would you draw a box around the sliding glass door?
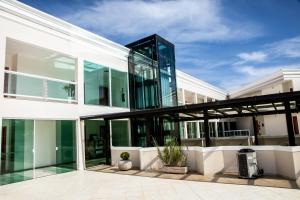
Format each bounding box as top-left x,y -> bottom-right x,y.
84,120 -> 107,168
0,119 -> 34,184
0,119 -> 76,185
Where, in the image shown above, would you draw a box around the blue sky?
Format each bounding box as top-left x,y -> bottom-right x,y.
19,0 -> 300,92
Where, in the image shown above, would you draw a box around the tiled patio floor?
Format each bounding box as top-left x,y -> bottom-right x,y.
0,170 -> 299,200
88,165 -> 300,189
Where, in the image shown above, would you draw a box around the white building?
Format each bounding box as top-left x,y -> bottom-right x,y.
231,69 -> 300,145
0,0 -> 299,185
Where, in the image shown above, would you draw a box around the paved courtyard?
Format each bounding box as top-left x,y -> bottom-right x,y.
0,171 -> 300,200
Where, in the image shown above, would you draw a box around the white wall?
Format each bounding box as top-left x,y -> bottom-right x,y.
34,120 -> 56,168
261,83 -> 283,95
176,70 -> 226,101
0,2 -> 131,173
264,115 -> 287,136
111,146 -> 300,180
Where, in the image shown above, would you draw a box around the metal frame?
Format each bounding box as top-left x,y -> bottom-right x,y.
81,91 -> 300,147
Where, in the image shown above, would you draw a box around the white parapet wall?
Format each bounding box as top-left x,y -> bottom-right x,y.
111,146 -> 300,180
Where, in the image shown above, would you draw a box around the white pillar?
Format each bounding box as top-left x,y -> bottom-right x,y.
182,89 -> 186,105
77,119 -> 85,170
0,35 -> 5,153
204,96 -> 208,103
77,58 -> 84,106
184,122 -> 188,139
214,121 -> 218,138
194,92 -> 197,104
196,121 -> 200,138
0,34 -> 6,102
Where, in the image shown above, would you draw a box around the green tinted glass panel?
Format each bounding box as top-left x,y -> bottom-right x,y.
56,120 -> 76,169
4,73 -> 43,97
47,81 -> 75,100
84,61 -> 109,106
1,119 -> 34,184
111,69 -> 128,108
111,120 -> 129,146
84,120 -> 106,168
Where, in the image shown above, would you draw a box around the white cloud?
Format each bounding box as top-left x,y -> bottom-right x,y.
235,65 -> 279,76
266,36 -> 300,58
237,51 -> 267,62
63,0 -> 262,43
222,64 -> 300,91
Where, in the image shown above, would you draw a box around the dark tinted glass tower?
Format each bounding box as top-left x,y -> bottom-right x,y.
127,34 -> 178,108
126,34 -> 179,147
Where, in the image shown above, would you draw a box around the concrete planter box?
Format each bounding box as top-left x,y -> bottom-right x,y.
118,160 -> 132,171
159,166 -> 188,174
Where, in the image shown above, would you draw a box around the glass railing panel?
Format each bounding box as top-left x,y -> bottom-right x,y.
47,80 -> 76,101
4,71 -> 77,103
4,72 -> 44,97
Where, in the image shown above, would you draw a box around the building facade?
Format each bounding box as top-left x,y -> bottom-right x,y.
0,0 -> 299,185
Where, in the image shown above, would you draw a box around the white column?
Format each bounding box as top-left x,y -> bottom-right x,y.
194,92 -> 197,104
184,122 -> 188,139
77,119 -> 85,170
204,96 -> 208,103
109,68 -> 112,107
182,89 -> 186,105
196,121 -> 200,138
0,35 -> 5,147
214,121 -> 218,138
0,34 -> 6,102
77,58 -> 84,106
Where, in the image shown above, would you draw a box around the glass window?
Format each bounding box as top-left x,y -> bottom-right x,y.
111,120 -> 129,146
111,69 -> 128,108
209,122 -> 216,137
187,122 -> 197,139
84,120 -> 107,168
4,38 -> 77,102
217,122 -> 224,137
158,40 -> 177,108
1,119 -> 34,175
0,119 -> 76,186
199,122 -> 204,138
55,120 -> 76,168
84,61 -> 109,106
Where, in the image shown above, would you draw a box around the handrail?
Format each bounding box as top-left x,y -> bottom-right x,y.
223,129 -> 251,137
4,70 -> 77,85
4,70 -> 77,102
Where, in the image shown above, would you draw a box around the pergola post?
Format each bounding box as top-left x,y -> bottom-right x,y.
284,101 -> 296,146
104,119 -> 111,164
252,116 -> 259,145
203,109 -> 210,147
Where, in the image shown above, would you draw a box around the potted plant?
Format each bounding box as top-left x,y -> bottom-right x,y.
154,137 -> 188,174
63,83 -> 75,101
118,152 -> 132,171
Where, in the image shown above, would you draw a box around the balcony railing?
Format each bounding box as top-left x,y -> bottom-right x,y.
3,70 -> 77,103
223,129 -> 251,137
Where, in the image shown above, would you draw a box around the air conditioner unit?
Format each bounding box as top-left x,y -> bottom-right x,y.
237,148 -> 259,179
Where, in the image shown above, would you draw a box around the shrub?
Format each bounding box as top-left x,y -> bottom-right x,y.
120,152 -> 130,160
153,137 -> 187,167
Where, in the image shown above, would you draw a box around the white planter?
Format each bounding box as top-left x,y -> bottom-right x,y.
118,160 -> 132,171
159,166 -> 188,174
